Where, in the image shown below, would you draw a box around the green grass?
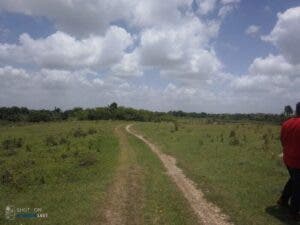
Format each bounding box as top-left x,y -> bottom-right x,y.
0,121 -> 120,225
126,128 -> 199,225
135,119 -> 289,225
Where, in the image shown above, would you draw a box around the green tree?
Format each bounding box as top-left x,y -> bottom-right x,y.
109,102 -> 118,112
284,105 -> 294,117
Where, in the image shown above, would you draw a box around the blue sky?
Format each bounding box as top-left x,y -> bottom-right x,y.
0,0 -> 299,113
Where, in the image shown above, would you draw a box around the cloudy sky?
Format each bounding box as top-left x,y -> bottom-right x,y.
0,0 -> 299,113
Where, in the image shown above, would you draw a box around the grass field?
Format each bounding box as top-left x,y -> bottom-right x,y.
0,119 -> 294,225
0,121 -> 199,225
0,121 -> 120,225
135,119 -> 291,225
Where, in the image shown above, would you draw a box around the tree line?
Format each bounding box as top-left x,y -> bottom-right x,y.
0,103 -> 295,124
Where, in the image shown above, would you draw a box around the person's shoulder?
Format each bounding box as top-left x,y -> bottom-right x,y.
283,117 -> 300,126
282,117 -> 296,126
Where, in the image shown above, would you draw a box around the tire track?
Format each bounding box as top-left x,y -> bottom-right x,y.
126,124 -> 233,225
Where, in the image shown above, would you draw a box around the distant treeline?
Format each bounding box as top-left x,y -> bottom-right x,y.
0,103 -> 169,123
167,111 -> 285,124
0,103 -> 286,124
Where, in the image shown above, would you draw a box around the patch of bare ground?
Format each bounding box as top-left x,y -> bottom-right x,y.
126,124 -> 234,225
94,125 -> 144,225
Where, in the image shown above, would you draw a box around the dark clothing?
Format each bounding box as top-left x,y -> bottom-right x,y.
281,167 -> 300,213
281,117 -> 300,169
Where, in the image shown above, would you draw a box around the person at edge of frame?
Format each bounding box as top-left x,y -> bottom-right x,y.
278,102 -> 300,221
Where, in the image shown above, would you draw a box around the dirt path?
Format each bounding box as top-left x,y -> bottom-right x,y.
126,124 -> 234,225
97,125 -> 144,225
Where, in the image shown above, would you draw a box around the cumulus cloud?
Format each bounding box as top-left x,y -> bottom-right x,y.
195,0 -> 218,15
137,16 -> 221,84
249,54 -> 300,76
0,0 -> 135,37
110,52 -> 142,78
0,26 -> 133,70
262,7 -> 300,64
245,25 -> 260,37
218,5 -> 234,18
220,0 -> 240,4
2,0 -> 299,113
226,6 -> 300,112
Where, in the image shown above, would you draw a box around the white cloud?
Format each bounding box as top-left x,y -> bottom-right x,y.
245,25 -> 260,37
0,0 -> 136,37
220,0 -> 240,4
228,7 -> 300,111
110,52 -> 143,78
262,6 -> 300,64
218,5 -> 234,18
195,0 -> 218,15
0,66 -> 29,89
137,16 -> 221,84
249,54 -> 300,76
131,0 -> 192,27
0,26 -> 133,70
2,1 -> 299,114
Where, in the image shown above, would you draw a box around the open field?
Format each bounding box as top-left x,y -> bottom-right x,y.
0,121 -> 199,225
135,119 -> 291,225
0,121 -> 120,225
0,119 -> 294,225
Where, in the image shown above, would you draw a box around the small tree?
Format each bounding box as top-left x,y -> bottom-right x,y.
109,102 -> 118,111
284,105 -> 294,117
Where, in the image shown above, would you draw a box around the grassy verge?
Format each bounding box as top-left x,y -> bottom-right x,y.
126,126 -> 199,225
136,120 -> 289,225
0,121 -> 120,225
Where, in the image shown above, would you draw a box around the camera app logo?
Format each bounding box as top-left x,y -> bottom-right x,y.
5,205 -> 15,220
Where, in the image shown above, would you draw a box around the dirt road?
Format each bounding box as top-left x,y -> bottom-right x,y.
126,124 -> 234,225
98,125 -> 144,225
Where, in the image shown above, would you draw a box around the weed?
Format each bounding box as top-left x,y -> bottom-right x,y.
229,137 -> 240,146
45,135 -> 58,146
59,137 -> 70,145
2,137 -> 24,150
25,144 -> 32,152
87,128 -> 97,135
73,128 -> 87,138
2,170 -> 13,185
78,153 -> 97,167
229,130 -> 236,138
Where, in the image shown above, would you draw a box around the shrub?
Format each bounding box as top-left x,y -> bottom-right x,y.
229,137 -> 240,146
229,130 -> 236,138
2,170 -> 13,185
79,153 -> 97,167
73,128 -> 87,138
45,136 -> 58,146
87,128 -> 97,135
2,137 -> 24,150
58,137 -> 69,145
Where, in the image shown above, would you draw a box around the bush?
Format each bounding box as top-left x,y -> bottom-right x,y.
87,128 -> 97,135
73,128 -> 87,138
1,170 -> 13,185
45,136 -> 58,146
79,153 -> 97,167
229,138 -> 240,146
229,130 -> 236,138
2,137 -> 23,150
59,137 -> 69,145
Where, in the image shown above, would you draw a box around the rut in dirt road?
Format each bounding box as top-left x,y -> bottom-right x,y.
96,125 -> 144,225
126,124 -> 234,225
